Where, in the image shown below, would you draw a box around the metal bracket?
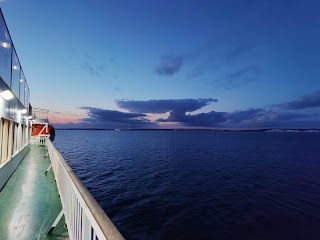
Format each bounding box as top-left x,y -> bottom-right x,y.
47,210 -> 64,235
45,165 -> 52,174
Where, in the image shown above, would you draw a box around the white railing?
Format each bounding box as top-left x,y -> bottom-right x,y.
37,136 -> 48,146
47,139 -> 125,240
30,135 -> 49,146
32,108 -> 49,119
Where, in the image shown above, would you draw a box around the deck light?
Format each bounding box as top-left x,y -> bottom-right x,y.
21,109 -> 27,114
13,65 -> 20,70
20,79 -> 24,82
0,90 -> 14,100
0,42 -> 10,48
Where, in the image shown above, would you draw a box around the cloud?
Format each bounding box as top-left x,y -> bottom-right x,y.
220,65 -> 258,89
273,90 -> 320,110
78,107 -> 155,128
188,56 -> 215,79
157,107 -> 314,128
53,107 -> 155,129
113,86 -> 121,92
82,62 -> 104,78
225,44 -> 254,62
155,54 -> 183,76
116,98 -> 317,128
54,93 -> 320,129
116,98 -> 218,114
186,42 -> 255,79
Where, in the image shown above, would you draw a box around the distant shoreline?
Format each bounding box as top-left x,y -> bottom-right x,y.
55,128 -> 320,132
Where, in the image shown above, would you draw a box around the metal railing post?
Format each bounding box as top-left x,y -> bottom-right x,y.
46,139 -> 125,240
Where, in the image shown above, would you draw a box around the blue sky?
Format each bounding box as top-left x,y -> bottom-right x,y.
1,0 -> 320,128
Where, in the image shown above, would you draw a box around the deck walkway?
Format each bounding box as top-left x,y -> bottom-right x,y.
0,145 -> 69,240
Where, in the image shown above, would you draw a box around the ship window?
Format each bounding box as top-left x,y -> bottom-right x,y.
25,124 -> 29,146
27,125 -> 31,143
7,120 -> 13,160
0,119 -> 3,164
21,124 -> 25,147
25,82 -> 30,111
13,122 -> 18,155
0,13 -> 12,87
17,123 -> 22,151
0,118 -> 10,164
20,71 -> 25,105
11,50 -> 20,100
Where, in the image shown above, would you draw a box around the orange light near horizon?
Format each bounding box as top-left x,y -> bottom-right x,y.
146,112 -> 170,122
49,111 -> 87,124
158,122 -> 181,129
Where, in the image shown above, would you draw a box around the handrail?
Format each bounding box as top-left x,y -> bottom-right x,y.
32,108 -> 49,120
47,139 -> 125,240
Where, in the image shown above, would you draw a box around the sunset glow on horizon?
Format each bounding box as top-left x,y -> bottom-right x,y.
1,1 -> 320,129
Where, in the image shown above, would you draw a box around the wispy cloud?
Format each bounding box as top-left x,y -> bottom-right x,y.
186,42 -> 255,78
220,65 -> 258,89
155,54 -> 183,76
273,90 -> 320,110
225,44 -> 254,62
82,62 -> 104,78
113,86 -> 121,92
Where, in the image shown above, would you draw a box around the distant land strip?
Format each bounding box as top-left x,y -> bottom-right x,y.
55,128 -> 320,132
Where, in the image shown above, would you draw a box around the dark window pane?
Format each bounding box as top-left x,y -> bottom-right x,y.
0,14 -> 12,87
25,81 -> 29,110
11,50 -> 20,99
20,71 -> 25,105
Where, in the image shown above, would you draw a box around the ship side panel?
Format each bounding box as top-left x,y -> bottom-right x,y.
0,144 -> 30,191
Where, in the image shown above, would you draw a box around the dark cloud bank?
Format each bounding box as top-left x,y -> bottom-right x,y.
56,91 -> 320,129
117,100 -> 313,128
273,90 -> 320,110
67,107 -> 155,129
116,98 -> 217,114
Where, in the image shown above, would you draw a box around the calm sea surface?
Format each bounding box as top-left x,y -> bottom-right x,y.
54,130 -> 320,240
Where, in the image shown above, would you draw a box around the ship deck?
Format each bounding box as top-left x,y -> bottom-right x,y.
0,145 -> 69,239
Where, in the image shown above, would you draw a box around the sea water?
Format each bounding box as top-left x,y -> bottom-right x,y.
54,130 -> 320,240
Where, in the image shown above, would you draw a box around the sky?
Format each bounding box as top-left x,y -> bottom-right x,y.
1,0 -> 320,129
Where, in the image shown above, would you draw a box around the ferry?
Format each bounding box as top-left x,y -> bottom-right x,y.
0,8 -> 124,240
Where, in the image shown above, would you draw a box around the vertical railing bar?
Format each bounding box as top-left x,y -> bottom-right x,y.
77,199 -> 80,240
46,139 -> 123,240
76,198 -> 79,240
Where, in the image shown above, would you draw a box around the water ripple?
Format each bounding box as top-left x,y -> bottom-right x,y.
54,131 -> 320,240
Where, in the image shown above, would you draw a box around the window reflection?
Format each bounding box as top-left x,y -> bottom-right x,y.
11,50 -> 20,99
0,14 -> 12,87
0,42 -> 10,48
25,82 -> 29,110
20,72 -> 25,105
1,11 -> 30,110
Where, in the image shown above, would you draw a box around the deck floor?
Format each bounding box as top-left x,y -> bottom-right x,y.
0,145 -> 69,240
